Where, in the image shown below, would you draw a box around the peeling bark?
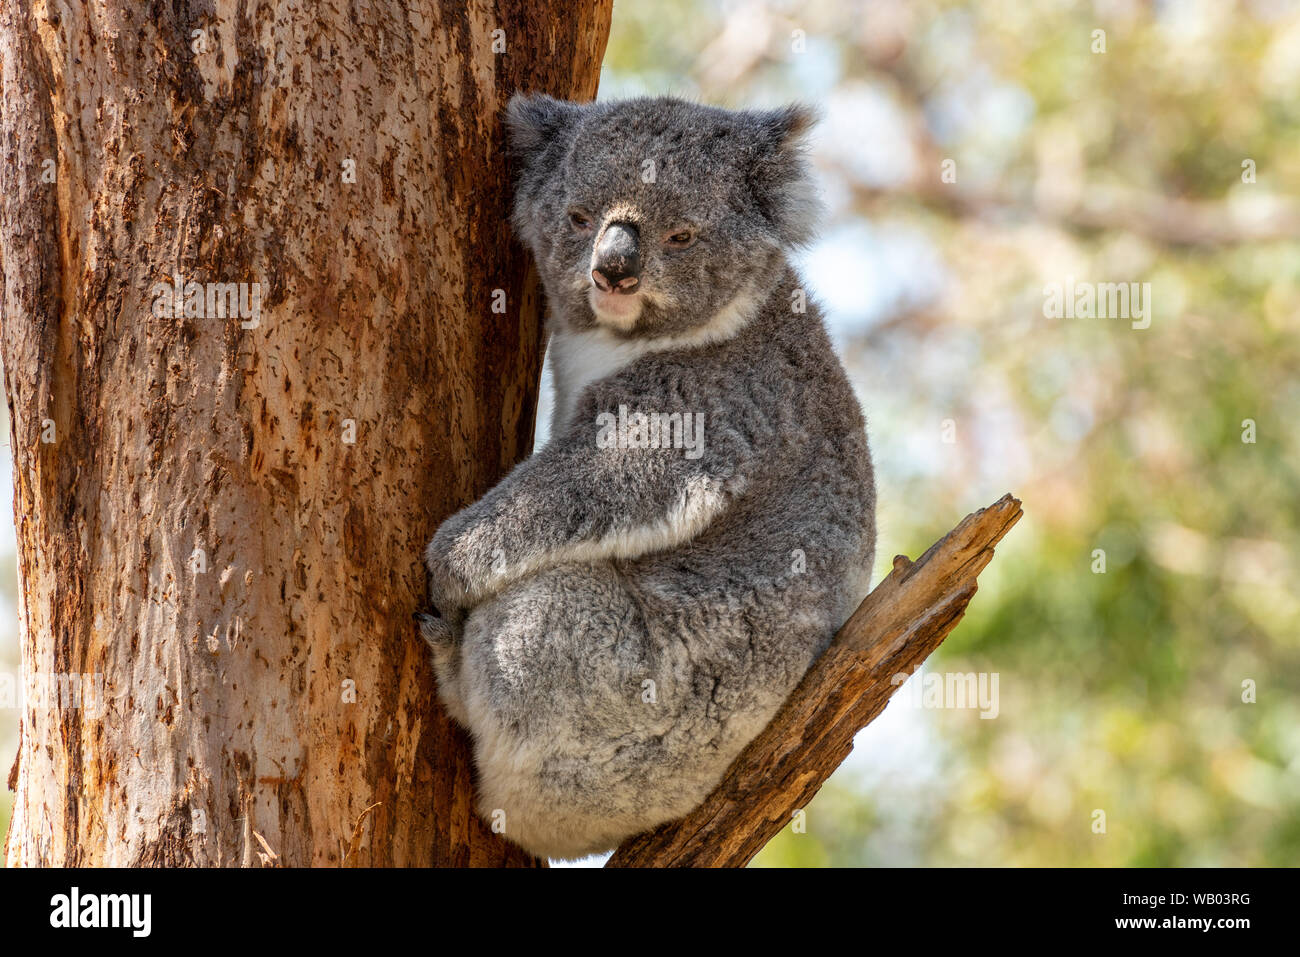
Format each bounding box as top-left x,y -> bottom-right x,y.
1,0 -> 611,867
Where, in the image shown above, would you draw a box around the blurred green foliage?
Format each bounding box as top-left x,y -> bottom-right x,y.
601,0 -> 1300,867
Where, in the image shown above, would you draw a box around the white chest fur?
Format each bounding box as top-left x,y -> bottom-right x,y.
546,289 -> 762,436
548,328 -> 656,434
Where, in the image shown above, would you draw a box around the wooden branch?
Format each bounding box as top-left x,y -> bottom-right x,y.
606,494 -> 1023,868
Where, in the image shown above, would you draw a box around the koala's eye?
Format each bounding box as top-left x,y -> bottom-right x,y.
664,229 -> 697,249
568,210 -> 594,232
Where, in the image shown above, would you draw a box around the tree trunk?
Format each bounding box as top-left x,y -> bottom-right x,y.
1,0 -> 610,867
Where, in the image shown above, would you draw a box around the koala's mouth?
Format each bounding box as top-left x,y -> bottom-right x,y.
587,286 -> 644,331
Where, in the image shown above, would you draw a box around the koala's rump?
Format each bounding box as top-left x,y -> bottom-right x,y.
457,558 -> 830,858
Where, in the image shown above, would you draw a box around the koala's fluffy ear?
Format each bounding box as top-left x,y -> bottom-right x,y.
746,104 -> 823,247
504,93 -> 582,169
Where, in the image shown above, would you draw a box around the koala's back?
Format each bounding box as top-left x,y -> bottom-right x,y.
628,274 -> 875,622
621,272 -> 876,758
458,274 -> 875,859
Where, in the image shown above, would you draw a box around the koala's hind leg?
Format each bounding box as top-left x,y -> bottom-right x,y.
456,564 -> 679,859
415,611 -> 470,727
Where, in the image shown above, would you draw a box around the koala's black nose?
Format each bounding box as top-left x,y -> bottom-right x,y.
591,222 -> 641,293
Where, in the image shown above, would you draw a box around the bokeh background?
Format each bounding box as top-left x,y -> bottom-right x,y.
4,0 -> 1299,865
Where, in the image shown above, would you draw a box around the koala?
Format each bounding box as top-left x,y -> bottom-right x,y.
419,94 -> 876,860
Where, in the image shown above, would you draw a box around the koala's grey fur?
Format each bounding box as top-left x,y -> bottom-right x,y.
421,95 -> 876,860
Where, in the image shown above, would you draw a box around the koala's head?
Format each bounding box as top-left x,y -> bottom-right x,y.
505,95 -> 820,339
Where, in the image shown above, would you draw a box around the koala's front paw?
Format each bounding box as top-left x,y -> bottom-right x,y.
424,508 -> 495,615
424,540 -> 473,617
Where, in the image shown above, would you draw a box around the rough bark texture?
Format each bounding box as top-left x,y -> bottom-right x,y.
607,494 -> 1023,868
1,0 -> 610,867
